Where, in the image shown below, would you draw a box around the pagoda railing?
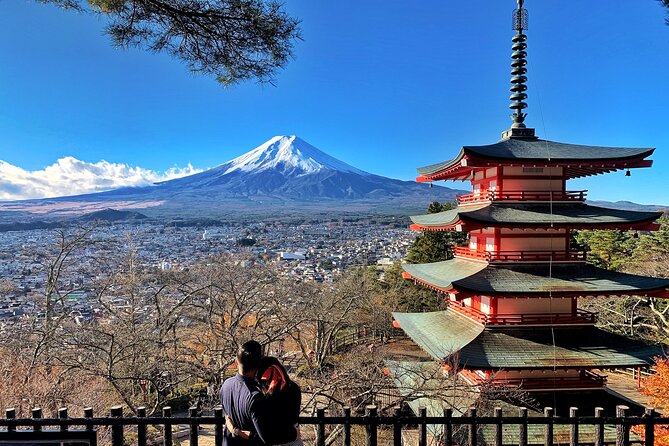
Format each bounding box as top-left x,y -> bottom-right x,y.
0,404 -> 665,446
459,370 -> 607,390
449,302 -> 597,326
453,246 -> 586,263
457,189 -> 587,204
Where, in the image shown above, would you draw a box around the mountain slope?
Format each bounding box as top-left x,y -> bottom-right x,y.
159,136 -> 440,200
1,136 -> 463,218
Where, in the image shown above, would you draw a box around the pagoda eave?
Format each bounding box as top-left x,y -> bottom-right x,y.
448,287 -> 669,300
403,268 -> 669,299
416,156 -> 654,183
410,221 -> 660,232
409,203 -> 662,232
393,310 -> 663,370
402,259 -> 669,297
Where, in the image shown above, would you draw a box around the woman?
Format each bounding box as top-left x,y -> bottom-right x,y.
226,356 -> 303,446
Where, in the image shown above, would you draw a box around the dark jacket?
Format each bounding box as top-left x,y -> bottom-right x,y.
266,380 -> 301,435
220,374 -> 270,446
219,374 -> 296,446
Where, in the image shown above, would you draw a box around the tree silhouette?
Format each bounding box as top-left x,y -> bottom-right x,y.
42,0 -> 301,85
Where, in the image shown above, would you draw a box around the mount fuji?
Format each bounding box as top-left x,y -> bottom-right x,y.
1,136 -> 463,219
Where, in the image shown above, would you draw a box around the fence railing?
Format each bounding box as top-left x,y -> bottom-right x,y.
448,302 -> 597,326
452,247 -> 587,263
0,404 -> 666,446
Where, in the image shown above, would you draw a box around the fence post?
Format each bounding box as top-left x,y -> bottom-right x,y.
419,406 -> 427,446
137,407 -> 147,446
344,406 -> 352,446
443,408 -> 453,446
84,407 -> 94,433
32,408 -> 43,432
162,406 -> 173,446
365,405 -> 378,446
644,407 -> 655,446
569,407 -> 578,446
468,407 -> 477,446
214,406 -> 223,446
393,407 -> 402,446
5,407 -> 16,432
189,406 -> 199,446
616,405 -> 629,446
316,408 -> 325,446
58,407 -> 68,432
5,408 -> 16,433
110,406 -> 123,446
544,407 -> 553,446
494,407 -> 502,446
519,407 -> 528,446
594,407 -> 604,446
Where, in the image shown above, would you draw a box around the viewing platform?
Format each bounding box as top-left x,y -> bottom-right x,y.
457,190 -> 587,205
453,246 -> 586,263
448,301 -> 597,326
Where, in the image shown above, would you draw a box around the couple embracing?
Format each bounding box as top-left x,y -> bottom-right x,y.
219,340 -> 303,446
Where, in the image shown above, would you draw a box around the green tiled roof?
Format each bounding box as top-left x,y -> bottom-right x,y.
410,203 -> 661,228
417,139 -> 654,176
403,260 -> 669,295
393,310 -> 664,369
402,259 -> 487,290
391,311 -> 484,360
459,326 -> 663,369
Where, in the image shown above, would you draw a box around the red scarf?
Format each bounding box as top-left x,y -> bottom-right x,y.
261,364 -> 287,394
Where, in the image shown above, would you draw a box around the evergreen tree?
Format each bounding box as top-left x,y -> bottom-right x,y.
406,201 -> 467,264
574,229 -> 637,270
44,0 -> 300,86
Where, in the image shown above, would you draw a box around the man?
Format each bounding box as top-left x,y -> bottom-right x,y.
219,340 -> 297,446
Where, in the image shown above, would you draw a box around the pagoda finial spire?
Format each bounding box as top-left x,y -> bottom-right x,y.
510,0 -> 528,128
502,0 -> 536,139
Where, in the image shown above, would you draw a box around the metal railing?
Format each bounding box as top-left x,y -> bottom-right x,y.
457,190 -> 587,204
0,404 -> 666,446
458,369 -> 607,390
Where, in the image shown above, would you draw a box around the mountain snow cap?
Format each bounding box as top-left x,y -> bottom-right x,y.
222,135 -> 368,176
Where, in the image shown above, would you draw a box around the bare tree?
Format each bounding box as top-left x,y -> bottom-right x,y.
179,254 -> 306,392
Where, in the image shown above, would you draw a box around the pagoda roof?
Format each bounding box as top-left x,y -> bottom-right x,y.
409,203 -> 661,231
392,310 -> 664,369
402,259 -> 669,297
417,138 -> 654,181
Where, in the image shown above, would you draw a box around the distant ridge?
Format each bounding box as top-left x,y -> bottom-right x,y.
586,200 -> 669,213
0,208 -> 149,232
0,136 -> 464,219
76,208 -> 149,222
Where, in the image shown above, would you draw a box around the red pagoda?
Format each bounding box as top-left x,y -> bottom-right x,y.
393,0 -> 669,403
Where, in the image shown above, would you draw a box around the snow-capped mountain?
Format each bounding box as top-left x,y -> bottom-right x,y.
2,136 -> 464,218
220,135 -> 367,176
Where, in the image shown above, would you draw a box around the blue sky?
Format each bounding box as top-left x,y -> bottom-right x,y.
0,0 -> 668,203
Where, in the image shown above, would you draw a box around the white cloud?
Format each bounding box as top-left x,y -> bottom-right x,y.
0,157 -> 203,201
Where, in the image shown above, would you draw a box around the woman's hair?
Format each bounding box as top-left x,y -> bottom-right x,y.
257,356 -> 291,395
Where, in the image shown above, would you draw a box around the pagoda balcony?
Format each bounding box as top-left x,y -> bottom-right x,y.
459,369 -> 607,390
456,189 -> 587,205
453,246 -> 586,263
449,302 -> 597,326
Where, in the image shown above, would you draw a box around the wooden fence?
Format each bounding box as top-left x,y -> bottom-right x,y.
0,404 -> 666,446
